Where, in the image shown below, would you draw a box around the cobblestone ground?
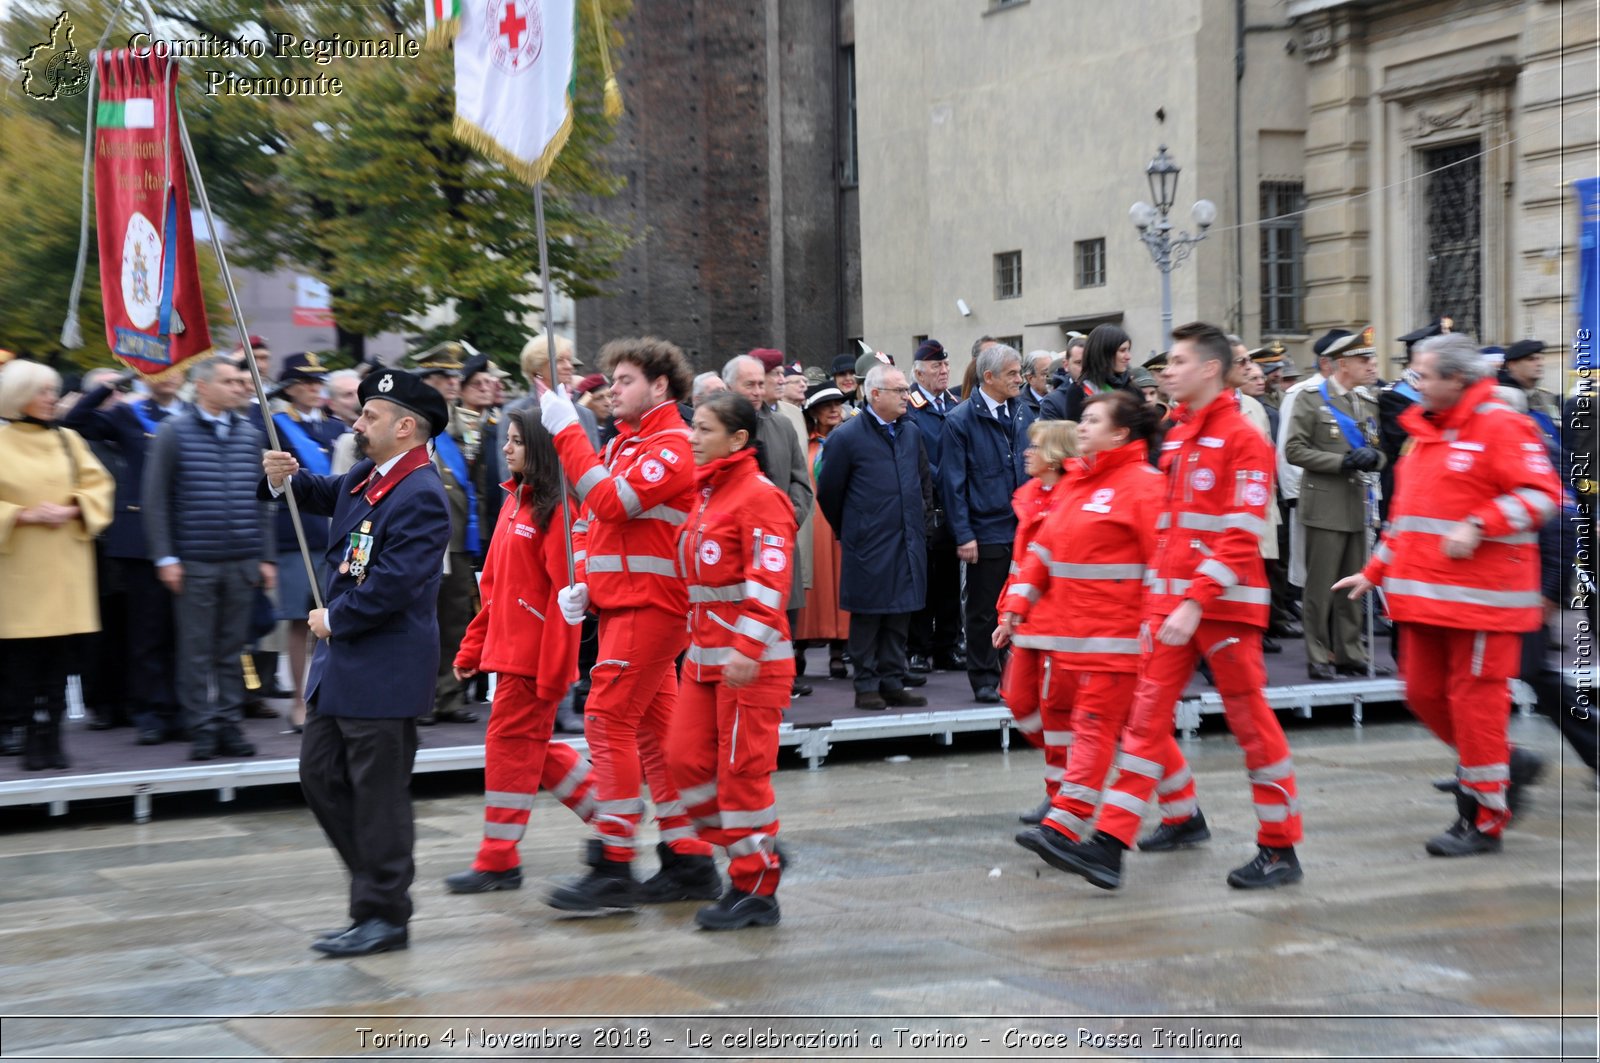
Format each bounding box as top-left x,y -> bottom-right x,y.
0,715 -> 1594,1061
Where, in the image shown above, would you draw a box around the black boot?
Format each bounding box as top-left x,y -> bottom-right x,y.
1016,828 -> 1125,890
22,710 -> 49,772
545,838 -> 640,913
694,887 -> 780,930
1137,810 -> 1212,852
1508,745 -> 1545,816
553,688 -> 585,734
252,651 -> 294,698
638,842 -> 722,903
45,706 -> 68,770
1226,845 -> 1304,889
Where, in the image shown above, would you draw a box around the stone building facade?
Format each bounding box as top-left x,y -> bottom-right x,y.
574,0 -> 864,374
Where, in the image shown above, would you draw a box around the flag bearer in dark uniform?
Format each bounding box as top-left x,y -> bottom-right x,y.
260,369 -> 451,958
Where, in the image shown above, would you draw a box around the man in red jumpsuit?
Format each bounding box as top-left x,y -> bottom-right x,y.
1046,321 -> 1304,891
1335,332 -> 1560,856
539,337 -> 718,912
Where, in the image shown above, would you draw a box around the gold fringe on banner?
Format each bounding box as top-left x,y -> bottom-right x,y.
590,0 -> 623,121
453,106 -> 574,186
423,17 -> 458,50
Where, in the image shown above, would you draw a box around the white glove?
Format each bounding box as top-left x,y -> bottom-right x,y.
540,385 -> 580,436
557,583 -> 589,625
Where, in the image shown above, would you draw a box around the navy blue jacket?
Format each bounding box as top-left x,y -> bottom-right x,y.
815,411 -> 928,615
903,385 -> 959,485
259,454 -> 450,718
939,392 -> 1035,547
60,387 -> 186,559
143,410 -> 273,563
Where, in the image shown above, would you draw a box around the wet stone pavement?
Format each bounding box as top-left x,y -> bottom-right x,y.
0,714 -> 1595,1061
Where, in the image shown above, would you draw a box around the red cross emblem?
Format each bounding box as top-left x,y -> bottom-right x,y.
486,0 -> 543,74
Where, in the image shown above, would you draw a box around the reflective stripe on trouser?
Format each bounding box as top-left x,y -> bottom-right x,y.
1398,622 -> 1519,835
666,675 -> 788,896
1039,666 -> 1136,842
584,608 -> 712,862
1002,647 -> 1071,798
473,676 -> 596,872
1097,619 -> 1301,848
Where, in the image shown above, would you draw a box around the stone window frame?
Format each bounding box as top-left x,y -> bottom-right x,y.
994,250 -> 1023,300
1075,237 -> 1107,289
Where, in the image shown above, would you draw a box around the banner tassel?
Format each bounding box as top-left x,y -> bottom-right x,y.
590,0 -> 623,122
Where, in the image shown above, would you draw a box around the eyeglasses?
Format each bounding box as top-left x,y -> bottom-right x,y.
877,387 -> 912,396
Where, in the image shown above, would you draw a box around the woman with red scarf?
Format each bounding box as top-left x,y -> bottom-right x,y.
441,405 -> 597,894
998,391 -> 1167,868
668,392 -> 797,930
996,419 -> 1079,824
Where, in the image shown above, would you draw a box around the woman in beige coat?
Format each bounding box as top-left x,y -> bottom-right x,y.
0,360 -> 114,769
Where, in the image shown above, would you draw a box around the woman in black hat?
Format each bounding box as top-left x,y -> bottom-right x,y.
793,384 -> 850,678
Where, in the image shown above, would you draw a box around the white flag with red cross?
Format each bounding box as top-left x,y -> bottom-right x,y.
445,0 -> 576,185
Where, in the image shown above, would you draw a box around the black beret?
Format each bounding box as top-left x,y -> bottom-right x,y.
358,368 -> 450,438
913,339 -> 947,362
1505,339 -> 1546,362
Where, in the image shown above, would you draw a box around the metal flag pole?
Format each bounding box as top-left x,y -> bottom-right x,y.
534,181 -> 578,585
135,0 -> 324,613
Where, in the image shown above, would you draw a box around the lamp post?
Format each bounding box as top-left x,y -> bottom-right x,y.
1130,145 -> 1216,346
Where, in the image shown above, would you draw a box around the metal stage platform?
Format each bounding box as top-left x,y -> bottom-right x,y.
0,632 -> 1451,822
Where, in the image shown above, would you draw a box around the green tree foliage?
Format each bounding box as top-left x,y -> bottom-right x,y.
1,0 -> 633,373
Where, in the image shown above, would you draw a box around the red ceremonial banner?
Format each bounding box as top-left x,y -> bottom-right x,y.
93,49 -> 211,375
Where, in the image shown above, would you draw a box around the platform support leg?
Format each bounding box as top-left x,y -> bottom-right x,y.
133,792 -> 152,824
49,800 -> 68,817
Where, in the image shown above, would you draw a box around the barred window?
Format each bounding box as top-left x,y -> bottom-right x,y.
994,250 -> 1022,300
839,46 -> 859,187
1259,181 -> 1305,334
997,334 -> 1024,352
1075,238 -> 1106,288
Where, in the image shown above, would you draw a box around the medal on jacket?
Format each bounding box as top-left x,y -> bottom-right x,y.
342,520 -> 374,584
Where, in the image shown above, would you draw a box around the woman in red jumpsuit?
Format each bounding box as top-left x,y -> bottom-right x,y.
997,419 -> 1080,824
997,391 -> 1167,871
442,406 -> 596,893
668,392 -> 798,930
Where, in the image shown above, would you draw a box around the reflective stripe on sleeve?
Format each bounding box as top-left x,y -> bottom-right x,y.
575,465 -> 608,500
1389,516 -> 1536,545
690,582 -> 786,608
685,642 -> 795,666
614,476 -> 644,518
485,790 -> 535,811
1513,487 -> 1557,523
1195,558 -> 1239,589
734,616 -> 786,646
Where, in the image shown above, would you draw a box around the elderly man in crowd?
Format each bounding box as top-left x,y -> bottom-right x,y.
1021,350 -> 1054,417
941,343 -> 1034,703
1335,332 -> 1560,857
143,355 -> 275,761
816,364 -> 930,710
691,371 -> 726,406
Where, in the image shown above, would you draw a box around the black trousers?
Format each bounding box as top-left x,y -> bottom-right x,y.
0,636 -> 73,726
300,710 -> 420,926
114,558 -> 180,731
962,544 -> 1011,693
848,612 -> 911,694
910,530 -> 963,659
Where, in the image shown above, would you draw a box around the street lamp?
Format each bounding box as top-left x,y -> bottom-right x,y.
1130,145 -> 1215,345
